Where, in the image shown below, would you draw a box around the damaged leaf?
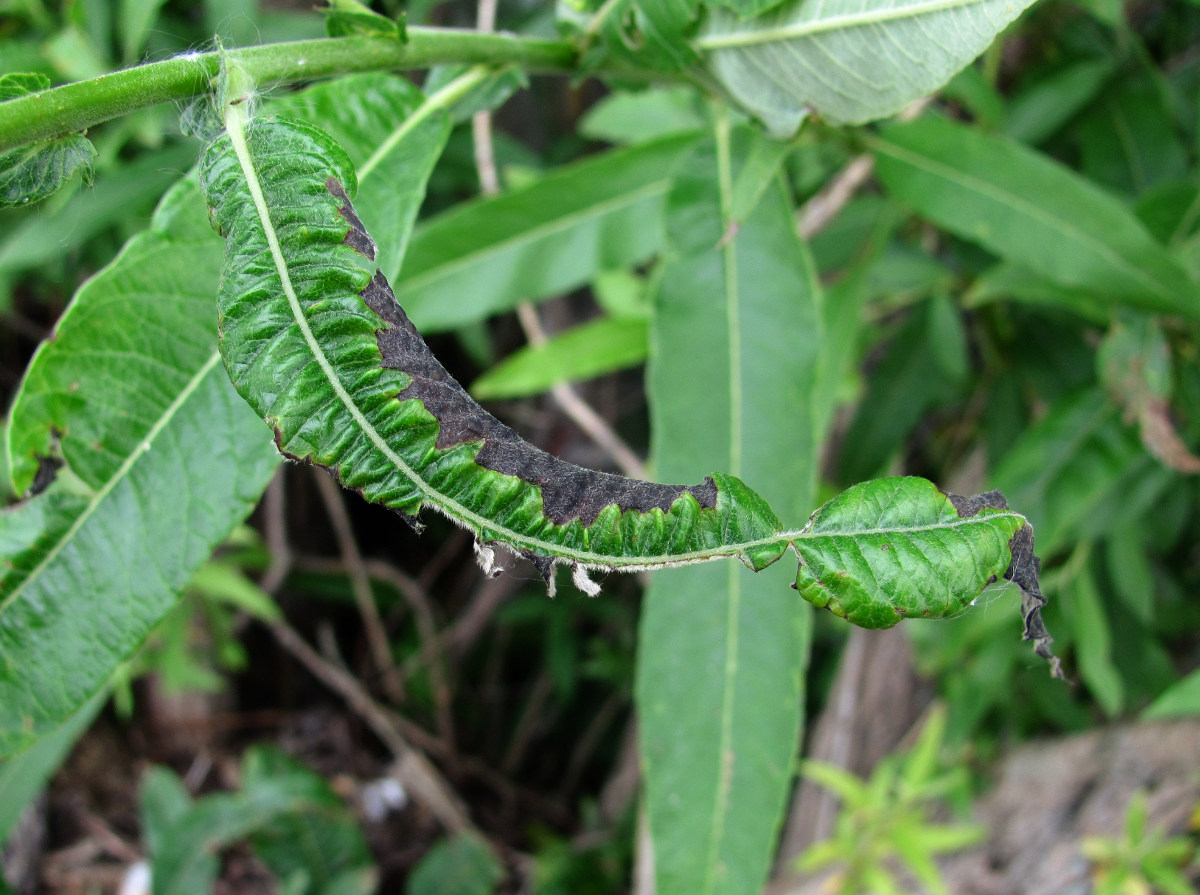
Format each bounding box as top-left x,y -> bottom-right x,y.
197,110 -> 1058,673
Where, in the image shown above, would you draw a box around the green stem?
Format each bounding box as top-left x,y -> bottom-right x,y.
0,28 -> 577,153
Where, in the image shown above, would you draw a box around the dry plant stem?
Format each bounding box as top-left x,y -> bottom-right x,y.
797,154 -> 876,239
259,469 -> 291,594
600,719 -> 641,823
797,96 -> 933,240
267,618 -> 477,835
364,558 -> 456,748
633,804 -> 656,895
311,467 -> 405,704
561,688 -> 627,795
259,479 -> 477,837
501,671 -> 556,774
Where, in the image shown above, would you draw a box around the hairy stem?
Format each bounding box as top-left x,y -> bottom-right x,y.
0,29 -> 578,153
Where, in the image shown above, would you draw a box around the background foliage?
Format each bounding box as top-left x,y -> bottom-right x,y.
1,0 -> 1199,893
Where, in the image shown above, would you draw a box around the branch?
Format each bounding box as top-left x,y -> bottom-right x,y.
0,29 -> 578,153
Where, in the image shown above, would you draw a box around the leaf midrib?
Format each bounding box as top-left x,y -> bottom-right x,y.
697,0 -> 991,49
0,351 -> 222,615
226,112 -> 1029,571
868,132 -> 1192,311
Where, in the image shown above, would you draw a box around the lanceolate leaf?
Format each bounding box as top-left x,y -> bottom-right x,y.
196,111 -> 1058,658
392,134 -> 699,332
869,115 -> 1200,317
0,177 -> 280,757
470,317 -> 648,401
637,128 -> 821,895
699,0 -> 1037,134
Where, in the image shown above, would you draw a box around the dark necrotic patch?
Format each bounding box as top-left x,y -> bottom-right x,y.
327,180 -> 717,526
360,272 -> 716,526
327,178 -> 376,261
944,488 -> 1008,518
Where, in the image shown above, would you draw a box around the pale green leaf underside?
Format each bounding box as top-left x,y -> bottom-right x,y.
197,111 -> 1052,663
700,0 -> 1038,132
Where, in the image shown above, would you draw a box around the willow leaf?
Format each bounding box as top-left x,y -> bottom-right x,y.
869,115 -> 1200,317
197,112 -> 1058,671
470,317 -> 648,401
0,176 -> 280,757
638,128 -> 820,895
393,133 -> 698,332
699,0 -> 1038,134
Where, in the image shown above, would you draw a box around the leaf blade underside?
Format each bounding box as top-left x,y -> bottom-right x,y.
700,0 -> 1039,133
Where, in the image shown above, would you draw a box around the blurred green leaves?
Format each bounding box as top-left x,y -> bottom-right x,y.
140,747 -> 375,895
796,707 -> 983,895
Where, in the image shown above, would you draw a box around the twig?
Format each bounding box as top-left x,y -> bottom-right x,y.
501,672 -> 555,774
365,558 -> 456,748
311,467 -> 405,703
633,804 -> 656,895
267,617 -> 476,835
797,154 -> 876,240
259,468 -> 292,595
561,689 -> 627,796
796,96 -> 933,241
599,718 -> 641,823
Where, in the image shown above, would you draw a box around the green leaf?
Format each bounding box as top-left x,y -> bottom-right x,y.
584,0 -> 702,74
422,65 -> 525,124
0,73 -> 50,101
990,389 -> 1156,555
1004,58 -> 1116,146
118,0 -> 168,62
0,141 -> 197,282
870,115 -> 1200,318
321,0 -> 403,38
799,760 -> 872,806
199,113 -> 786,581
0,134 -> 97,207
406,834 -> 502,895
139,766 -> 194,860
1143,668 -> 1200,720
699,0 -> 1037,134
963,262 -> 1111,322
470,317 -> 647,400
637,128 -> 821,895
0,176 -> 280,757
270,70 -> 462,282
1067,555 -> 1124,716
579,86 -> 706,145
1075,75 -> 1187,197
243,748 -> 375,894
145,747 -> 369,895
836,294 -> 967,483
794,477 -> 1027,630
394,134 -> 699,332
0,690 -> 104,843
